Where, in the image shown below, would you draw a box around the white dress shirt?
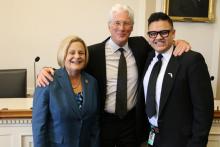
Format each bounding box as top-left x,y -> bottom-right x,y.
143,47 -> 173,126
104,38 -> 138,113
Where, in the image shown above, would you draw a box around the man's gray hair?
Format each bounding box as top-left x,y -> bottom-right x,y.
108,3 -> 134,25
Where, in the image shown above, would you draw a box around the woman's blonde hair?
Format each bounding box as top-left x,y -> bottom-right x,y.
57,35 -> 89,68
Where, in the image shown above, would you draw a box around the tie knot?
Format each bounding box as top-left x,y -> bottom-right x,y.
118,48 -> 124,53
157,54 -> 163,60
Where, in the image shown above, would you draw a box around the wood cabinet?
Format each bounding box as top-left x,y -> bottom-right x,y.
0,98 -> 33,147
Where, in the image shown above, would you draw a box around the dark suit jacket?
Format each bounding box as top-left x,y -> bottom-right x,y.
137,50 -> 214,147
86,36 -> 152,144
32,68 -> 100,147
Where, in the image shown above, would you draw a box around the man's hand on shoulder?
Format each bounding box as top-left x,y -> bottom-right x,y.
173,40 -> 191,56
36,67 -> 55,87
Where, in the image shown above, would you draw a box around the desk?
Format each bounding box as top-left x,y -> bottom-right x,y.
0,98 -> 32,118
0,98 -> 32,109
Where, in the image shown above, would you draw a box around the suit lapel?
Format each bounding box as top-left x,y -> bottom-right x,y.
97,41 -> 107,95
56,68 -> 82,118
128,38 -> 144,77
80,73 -> 90,116
142,51 -> 155,79
90,38 -> 108,111
159,56 -> 179,117
128,40 -> 139,66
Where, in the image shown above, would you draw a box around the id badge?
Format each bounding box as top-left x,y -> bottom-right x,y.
147,130 -> 155,146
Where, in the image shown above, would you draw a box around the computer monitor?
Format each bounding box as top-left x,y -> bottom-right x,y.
0,69 -> 27,98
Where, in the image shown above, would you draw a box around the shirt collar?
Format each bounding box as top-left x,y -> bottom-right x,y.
108,38 -> 129,53
155,46 -> 174,62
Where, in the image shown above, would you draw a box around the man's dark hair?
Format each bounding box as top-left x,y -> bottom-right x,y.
148,12 -> 173,28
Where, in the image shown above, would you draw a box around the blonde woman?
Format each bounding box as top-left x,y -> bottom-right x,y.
32,35 -> 100,147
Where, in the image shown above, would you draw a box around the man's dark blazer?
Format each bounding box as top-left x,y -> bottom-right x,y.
32,68 -> 100,147
86,36 -> 151,111
137,50 -> 214,147
86,36 -> 152,144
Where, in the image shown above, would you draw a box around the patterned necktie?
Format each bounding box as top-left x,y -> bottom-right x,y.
115,48 -> 127,119
146,54 -> 163,118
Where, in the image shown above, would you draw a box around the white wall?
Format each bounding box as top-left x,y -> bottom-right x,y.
0,0 -> 146,94
0,0 -> 219,98
154,0 -> 220,98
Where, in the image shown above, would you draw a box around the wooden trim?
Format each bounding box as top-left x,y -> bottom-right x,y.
0,109 -> 32,118
0,109 -> 219,119
214,111 -> 220,119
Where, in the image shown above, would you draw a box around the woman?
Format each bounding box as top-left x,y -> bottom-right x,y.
32,35 -> 100,147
